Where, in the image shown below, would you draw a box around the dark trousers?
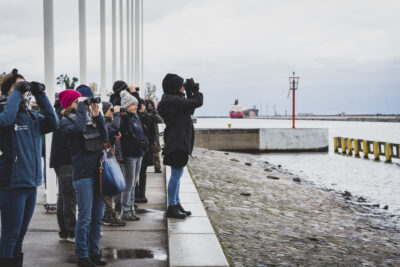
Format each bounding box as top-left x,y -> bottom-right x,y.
0,187 -> 37,258
136,160 -> 148,198
55,165 -> 76,237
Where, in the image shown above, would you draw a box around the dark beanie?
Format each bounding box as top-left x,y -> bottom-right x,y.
76,84 -> 94,98
113,80 -> 128,94
102,101 -> 112,115
162,73 -> 184,94
1,69 -> 25,95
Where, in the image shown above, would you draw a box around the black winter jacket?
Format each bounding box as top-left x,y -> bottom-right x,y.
50,107 -> 72,169
120,112 -> 147,158
157,92 -> 203,156
60,102 -> 108,180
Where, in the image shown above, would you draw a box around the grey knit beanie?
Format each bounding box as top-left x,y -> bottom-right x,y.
120,90 -> 138,108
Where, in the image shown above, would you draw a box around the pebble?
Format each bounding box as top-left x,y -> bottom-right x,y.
230,158 -> 240,162
267,175 -> 280,180
240,192 -> 251,197
293,177 -> 301,183
245,162 -> 252,166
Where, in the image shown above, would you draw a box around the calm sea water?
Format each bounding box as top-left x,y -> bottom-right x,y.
195,118 -> 400,213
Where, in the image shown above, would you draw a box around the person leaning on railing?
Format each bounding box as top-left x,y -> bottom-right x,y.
0,69 -> 59,266
157,73 -> 203,219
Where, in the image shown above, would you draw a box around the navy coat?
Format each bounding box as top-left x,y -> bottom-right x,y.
0,90 -> 59,188
60,102 -> 108,181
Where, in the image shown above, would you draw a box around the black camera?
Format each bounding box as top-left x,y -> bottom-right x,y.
84,97 -> 101,105
183,78 -> 199,98
120,107 -> 127,113
135,87 -> 140,92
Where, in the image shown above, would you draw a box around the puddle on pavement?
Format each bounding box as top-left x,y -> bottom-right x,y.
102,248 -> 167,261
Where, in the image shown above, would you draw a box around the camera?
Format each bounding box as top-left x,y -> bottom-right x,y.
183,78 -> 199,97
84,97 -> 101,106
135,87 -> 140,92
120,107 -> 127,113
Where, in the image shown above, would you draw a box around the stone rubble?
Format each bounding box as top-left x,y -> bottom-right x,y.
188,148 -> 400,267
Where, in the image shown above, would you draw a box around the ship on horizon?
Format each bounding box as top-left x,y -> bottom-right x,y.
229,99 -> 259,119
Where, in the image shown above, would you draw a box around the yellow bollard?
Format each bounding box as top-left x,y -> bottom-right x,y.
341,138 -> 347,155
228,123 -> 232,128
385,143 -> 392,163
347,139 -> 353,156
354,139 -> 360,158
363,140 -> 369,159
373,142 -> 380,161
334,137 -> 339,153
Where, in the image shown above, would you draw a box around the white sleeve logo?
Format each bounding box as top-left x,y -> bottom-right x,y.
15,124 -> 28,131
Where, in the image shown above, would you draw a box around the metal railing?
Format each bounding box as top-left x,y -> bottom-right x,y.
334,137 -> 400,163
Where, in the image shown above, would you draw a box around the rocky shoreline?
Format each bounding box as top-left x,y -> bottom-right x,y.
187,148 -> 400,266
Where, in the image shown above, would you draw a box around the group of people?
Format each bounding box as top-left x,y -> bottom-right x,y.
0,70 -> 203,267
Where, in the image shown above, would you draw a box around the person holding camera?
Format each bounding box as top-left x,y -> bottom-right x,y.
145,99 -> 163,173
58,89 -> 108,267
0,69 -> 59,266
101,101 -> 126,227
157,73 -> 203,219
135,100 -> 157,203
119,90 -> 148,221
50,97 -> 76,243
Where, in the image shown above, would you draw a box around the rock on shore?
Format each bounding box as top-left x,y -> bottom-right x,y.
188,148 -> 400,267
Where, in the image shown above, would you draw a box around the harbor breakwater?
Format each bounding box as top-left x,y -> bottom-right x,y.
188,148 -> 400,266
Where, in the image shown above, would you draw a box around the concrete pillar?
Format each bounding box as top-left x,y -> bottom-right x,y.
134,0 -> 139,86
119,0 -> 124,80
112,0 -> 117,85
79,0 -> 87,84
43,0 -> 57,205
130,0 -> 134,84
100,0 -> 106,100
140,0 -> 144,92
126,0 -> 130,83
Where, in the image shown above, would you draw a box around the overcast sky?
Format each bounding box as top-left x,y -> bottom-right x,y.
1,0 -> 399,116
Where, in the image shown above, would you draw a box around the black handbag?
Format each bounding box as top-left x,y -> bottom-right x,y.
83,124 -> 104,152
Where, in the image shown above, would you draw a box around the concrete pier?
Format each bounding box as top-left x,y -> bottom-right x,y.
194,128 -> 329,152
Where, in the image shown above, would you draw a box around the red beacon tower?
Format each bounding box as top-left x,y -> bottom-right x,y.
288,72 -> 300,128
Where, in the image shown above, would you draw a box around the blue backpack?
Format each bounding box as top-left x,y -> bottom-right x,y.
99,144 -> 125,196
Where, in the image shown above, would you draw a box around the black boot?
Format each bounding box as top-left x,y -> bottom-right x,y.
177,203 -> 192,216
0,258 -> 14,267
167,205 -> 187,219
13,252 -> 23,267
90,254 -> 107,266
76,257 -> 96,267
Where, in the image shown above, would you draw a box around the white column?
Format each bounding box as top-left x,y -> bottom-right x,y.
112,0 -> 117,84
43,0 -> 57,205
119,0 -> 124,80
79,0 -> 87,84
130,0 -> 134,85
100,0 -> 106,99
134,0 -> 139,86
126,0 -> 130,83
140,0 -> 144,92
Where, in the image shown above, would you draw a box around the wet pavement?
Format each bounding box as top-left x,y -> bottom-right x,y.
22,168 -> 168,267
188,148 -> 400,267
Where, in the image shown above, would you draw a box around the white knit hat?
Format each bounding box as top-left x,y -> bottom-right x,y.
120,90 -> 138,108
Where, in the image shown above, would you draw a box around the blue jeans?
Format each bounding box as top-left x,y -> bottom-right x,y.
0,188 -> 37,258
73,178 -> 104,259
168,167 -> 184,206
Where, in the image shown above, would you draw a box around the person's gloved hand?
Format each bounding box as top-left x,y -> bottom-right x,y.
14,81 -> 31,94
31,82 -> 46,96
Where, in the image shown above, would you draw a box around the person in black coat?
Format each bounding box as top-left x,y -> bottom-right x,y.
50,99 -> 76,242
157,73 -> 203,219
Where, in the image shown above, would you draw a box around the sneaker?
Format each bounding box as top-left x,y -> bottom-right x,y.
67,236 -> 75,243
103,214 -> 126,226
121,214 -> 140,221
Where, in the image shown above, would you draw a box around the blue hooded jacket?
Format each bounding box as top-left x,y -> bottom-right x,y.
0,90 -> 59,188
